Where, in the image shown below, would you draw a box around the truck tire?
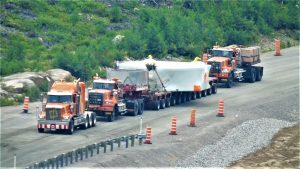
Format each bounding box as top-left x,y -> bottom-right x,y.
226,73 -> 234,88
81,115 -> 89,129
91,113 -> 96,127
170,97 -> 176,106
138,102 -> 144,115
191,92 -> 196,100
256,69 -> 262,81
165,98 -> 171,107
181,94 -> 186,103
176,96 -> 181,105
107,108 -> 116,122
153,100 -> 160,110
160,99 -> 166,109
249,68 -> 256,83
212,84 -> 217,94
38,128 -> 44,133
206,88 -> 212,95
186,93 -> 191,101
67,119 -> 74,135
196,92 -> 201,99
201,90 -> 206,97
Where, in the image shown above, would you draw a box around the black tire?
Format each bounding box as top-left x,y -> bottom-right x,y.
226,73 -> 234,88
196,92 -> 201,99
256,69 -> 262,81
138,102 -> 144,115
153,100 -> 160,110
67,119 -> 74,135
91,113 -> 96,127
132,100 -> 138,116
170,97 -> 176,106
212,84 -> 217,94
186,93 -> 191,101
38,128 -> 44,133
181,94 -> 186,103
165,98 -> 171,107
160,99 -> 166,109
176,96 -> 181,105
191,92 -> 196,100
201,90 -> 206,97
81,115 -> 89,129
206,88 -> 211,95
249,68 -> 256,83
107,108 -> 116,122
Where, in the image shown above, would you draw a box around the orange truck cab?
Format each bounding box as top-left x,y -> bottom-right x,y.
207,45 -> 263,88
87,78 -> 127,122
37,80 -> 96,134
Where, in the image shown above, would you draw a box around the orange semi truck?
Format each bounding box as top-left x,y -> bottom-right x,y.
37,79 -> 96,134
207,45 -> 263,88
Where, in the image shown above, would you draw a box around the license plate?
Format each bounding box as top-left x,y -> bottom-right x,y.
105,112 -> 112,115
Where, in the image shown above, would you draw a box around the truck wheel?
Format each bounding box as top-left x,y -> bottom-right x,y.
38,128 -> 44,133
138,102 -> 144,115
196,92 -> 201,99
206,88 -> 212,95
256,69 -> 262,81
226,73 -> 234,88
91,113 -> 96,127
212,84 -> 217,94
186,94 -> 191,101
165,98 -> 171,107
81,115 -> 89,129
153,100 -> 160,110
201,90 -> 206,97
67,119 -> 74,135
191,92 -> 196,100
170,97 -> 176,106
176,96 -> 181,105
181,94 -> 186,103
160,99 -> 166,109
107,109 -> 116,122
249,68 -> 256,83
132,101 -> 138,116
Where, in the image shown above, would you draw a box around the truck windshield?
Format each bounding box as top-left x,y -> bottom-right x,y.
48,95 -> 71,103
213,50 -> 233,58
94,83 -> 114,90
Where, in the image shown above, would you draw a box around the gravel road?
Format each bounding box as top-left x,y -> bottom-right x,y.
1,46 -> 299,168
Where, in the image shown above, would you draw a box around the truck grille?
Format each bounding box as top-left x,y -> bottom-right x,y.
89,93 -> 103,105
46,108 -> 61,120
208,62 -> 221,73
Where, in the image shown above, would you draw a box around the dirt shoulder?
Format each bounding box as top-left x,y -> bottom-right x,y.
229,124 -> 300,168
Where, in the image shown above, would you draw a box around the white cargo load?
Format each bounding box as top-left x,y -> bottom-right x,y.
117,59 -> 211,92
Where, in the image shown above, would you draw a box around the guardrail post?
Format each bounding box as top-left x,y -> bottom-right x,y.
125,136 -> 129,148
51,157 -> 55,169
75,149 -> 79,162
55,156 -> 59,169
110,140 -> 114,152
131,135 -> 135,147
60,154 -> 63,167
70,150 -> 74,164
85,146 -> 88,159
33,163 -> 38,169
64,153 -> 68,166
44,159 -> 49,169
39,161 -> 44,169
117,138 -> 121,148
91,144 -> 95,157
101,142 -> 107,153
80,148 -> 83,161
96,143 -> 100,154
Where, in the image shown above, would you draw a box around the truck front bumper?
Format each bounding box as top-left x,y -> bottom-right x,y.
88,105 -> 114,116
37,120 -> 70,130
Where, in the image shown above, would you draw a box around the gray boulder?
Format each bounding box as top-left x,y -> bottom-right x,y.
2,79 -> 35,92
47,69 -> 72,81
2,72 -> 47,86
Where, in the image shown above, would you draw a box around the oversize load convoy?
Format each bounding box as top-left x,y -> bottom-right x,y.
37,45 -> 263,133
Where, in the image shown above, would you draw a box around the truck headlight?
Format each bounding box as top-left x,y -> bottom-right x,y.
39,112 -> 46,119
222,68 -> 229,73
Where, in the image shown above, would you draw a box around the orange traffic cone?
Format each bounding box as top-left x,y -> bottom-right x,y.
217,99 -> 224,117
144,127 -> 152,144
275,39 -> 281,56
23,96 -> 29,113
169,117 -> 177,135
189,109 -> 196,127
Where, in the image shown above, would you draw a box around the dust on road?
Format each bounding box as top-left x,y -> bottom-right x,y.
230,124 -> 300,168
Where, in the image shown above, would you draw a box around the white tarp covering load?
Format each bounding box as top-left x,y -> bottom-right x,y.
117,59 -> 211,92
